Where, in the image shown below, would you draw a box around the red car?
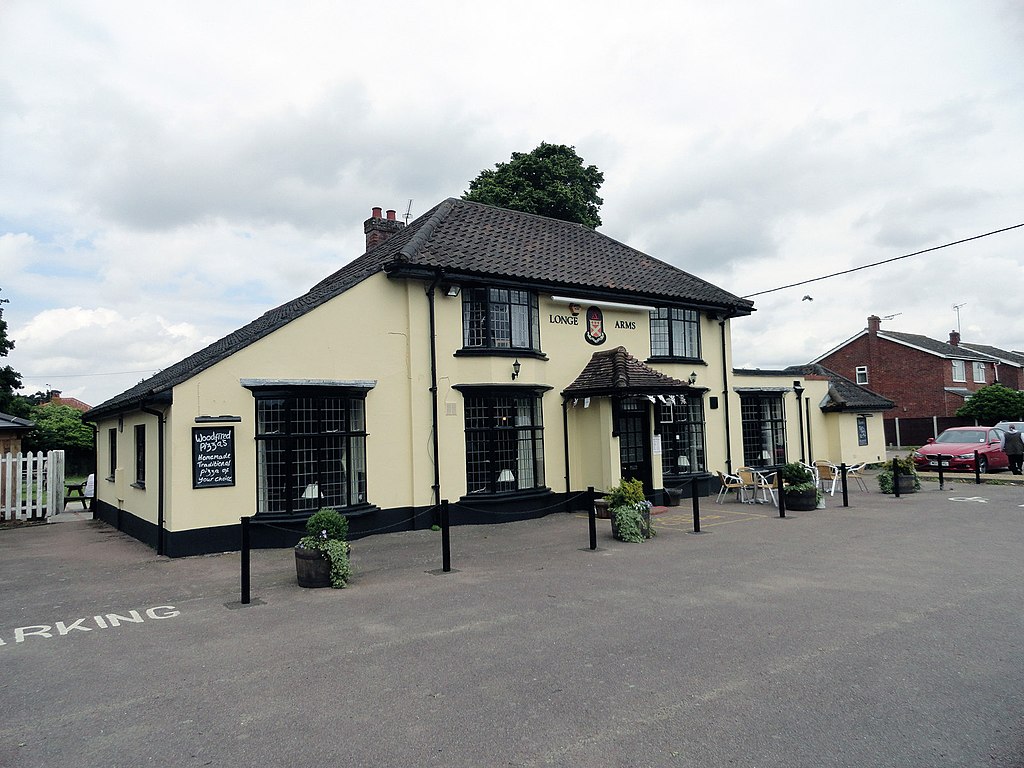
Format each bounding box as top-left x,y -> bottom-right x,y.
912,426 -> 1009,473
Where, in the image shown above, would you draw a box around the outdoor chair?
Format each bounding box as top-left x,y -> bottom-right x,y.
737,467 -> 775,505
814,460 -> 840,496
845,462 -> 869,491
716,471 -> 745,503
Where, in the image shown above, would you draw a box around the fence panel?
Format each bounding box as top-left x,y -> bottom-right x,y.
0,450 -> 65,522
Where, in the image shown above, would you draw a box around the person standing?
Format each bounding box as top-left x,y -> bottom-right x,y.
1004,424 -> 1024,475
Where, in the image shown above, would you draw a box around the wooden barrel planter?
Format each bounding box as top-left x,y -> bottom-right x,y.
295,547 -> 331,588
594,499 -> 611,519
783,488 -> 818,511
895,475 -> 917,494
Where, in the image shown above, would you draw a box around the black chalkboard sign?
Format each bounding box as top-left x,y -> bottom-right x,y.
856,416 -> 869,446
192,426 -> 235,488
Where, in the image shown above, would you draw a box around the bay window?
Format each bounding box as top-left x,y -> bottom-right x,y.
461,388 -> 546,495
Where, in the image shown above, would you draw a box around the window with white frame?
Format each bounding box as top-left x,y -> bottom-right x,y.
649,308 -> 701,359
952,359 -> 966,382
973,361 -> 986,383
855,365 -> 868,385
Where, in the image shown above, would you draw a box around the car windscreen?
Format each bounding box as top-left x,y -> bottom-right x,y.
935,430 -> 986,443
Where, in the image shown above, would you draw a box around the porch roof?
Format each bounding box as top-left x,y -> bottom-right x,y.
561,346 -> 697,398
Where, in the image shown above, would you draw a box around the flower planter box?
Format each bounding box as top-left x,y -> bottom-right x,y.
611,507 -> 652,541
895,475 -> 916,494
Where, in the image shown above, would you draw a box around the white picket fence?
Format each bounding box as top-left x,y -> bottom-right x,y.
0,450 -> 65,521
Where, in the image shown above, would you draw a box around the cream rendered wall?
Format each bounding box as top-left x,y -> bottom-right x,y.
162,273 -> 421,533
93,412 -> 161,525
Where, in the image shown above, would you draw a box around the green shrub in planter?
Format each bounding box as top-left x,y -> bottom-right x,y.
604,478 -> 655,542
296,508 -> 352,588
878,455 -> 920,494
778,462 -> 822,506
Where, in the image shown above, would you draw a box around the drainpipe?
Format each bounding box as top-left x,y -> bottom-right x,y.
804,400 -> 814,464
562,399 -> 571,493
720,319 -> 733,473
141,405 -> 167,556
425,273 -> 443,509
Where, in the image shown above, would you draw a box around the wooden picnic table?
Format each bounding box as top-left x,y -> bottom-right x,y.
65,481 -> 90,509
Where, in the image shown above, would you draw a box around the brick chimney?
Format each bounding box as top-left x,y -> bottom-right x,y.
949,329 -> 960,346
867,315 -> 881,336
363,206 -> 404,251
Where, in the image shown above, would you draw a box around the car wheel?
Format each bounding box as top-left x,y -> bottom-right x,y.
977,456 -> 988,474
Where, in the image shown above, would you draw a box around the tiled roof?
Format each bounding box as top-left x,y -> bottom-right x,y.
880,331 -> 996,361
562,346 -> 693,397
786,364 -> 895,412
0,412 -> 34,431
86,199 -> 752,420
958,343 -> 1024,367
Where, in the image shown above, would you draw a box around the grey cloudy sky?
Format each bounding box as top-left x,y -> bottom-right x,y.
2,1 -> 1023,406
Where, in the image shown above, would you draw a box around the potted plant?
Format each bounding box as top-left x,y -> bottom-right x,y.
295,508 -> 352,588
604,478 -> 655,542
878,455 -> 920,494
778,462 -> 821,511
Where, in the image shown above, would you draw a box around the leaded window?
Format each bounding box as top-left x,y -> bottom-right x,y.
658,397 -> 706,477
134,424 -> 146,487
463,390 -> 545,494
740,393 -> 786,468
254,390 -> 368,516
462,288 -> 541,352
650,308 -> 701,359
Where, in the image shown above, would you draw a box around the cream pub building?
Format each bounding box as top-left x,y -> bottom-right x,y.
84,199 -> 891,556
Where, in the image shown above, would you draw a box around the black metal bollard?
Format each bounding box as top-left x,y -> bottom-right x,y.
893,457 -> 901,498
840,463 -> 849,507
691,479 -> 701,533
975,450 -> 982,484
937,454 -> 945,491
441,499 -> 452,572
240,516 -> 251,605
587,486 -> 597,550
777,474 -> 786,518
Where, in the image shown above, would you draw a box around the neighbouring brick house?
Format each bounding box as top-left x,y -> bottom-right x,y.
810,315 -> 1017,445
957,344 -> 1024,391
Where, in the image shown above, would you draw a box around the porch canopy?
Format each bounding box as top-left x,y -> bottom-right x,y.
561,346 -> 703,399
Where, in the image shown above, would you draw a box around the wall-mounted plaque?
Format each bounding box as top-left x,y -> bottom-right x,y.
192,426 -> 235,488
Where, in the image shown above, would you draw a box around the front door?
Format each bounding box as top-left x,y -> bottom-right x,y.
617,400 -> 653,493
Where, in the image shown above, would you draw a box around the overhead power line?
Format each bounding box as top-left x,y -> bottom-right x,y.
741,222 -> 1024,299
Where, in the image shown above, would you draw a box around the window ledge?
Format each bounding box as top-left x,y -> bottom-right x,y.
458,487 -> 552,504
455,348 -> 548,361
130,482 -> 146,490
646,356 -> 706,365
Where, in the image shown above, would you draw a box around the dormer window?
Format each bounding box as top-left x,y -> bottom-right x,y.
462,288 -> 541,353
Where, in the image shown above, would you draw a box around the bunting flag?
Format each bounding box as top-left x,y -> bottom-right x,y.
646,395 -> 656,403
584,397 -> 591,408
572,399 -> 579,407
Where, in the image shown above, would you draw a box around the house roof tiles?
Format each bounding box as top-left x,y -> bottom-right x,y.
562,346 -> 693,397
86,199 -> 752,420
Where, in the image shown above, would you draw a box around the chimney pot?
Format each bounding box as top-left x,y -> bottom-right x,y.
386,209 -> 396,221
867,315 -> 881,335
949,330 -> 960,346
364,204 -> 406,251
371,206 -> 382,219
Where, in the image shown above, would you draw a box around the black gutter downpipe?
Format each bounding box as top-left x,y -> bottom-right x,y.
426,272 -> 443,509
562,398 -> 571,495
720,318 -> 733,473
140,405 -> 167,556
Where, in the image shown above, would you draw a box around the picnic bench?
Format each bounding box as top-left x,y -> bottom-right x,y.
65,480 -> 91,510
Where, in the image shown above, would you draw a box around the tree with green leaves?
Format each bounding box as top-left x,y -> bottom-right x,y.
463,142 -> 605,229
23,403 -> 93,453
955,383 -> 1024,423
0,289 -> 24,415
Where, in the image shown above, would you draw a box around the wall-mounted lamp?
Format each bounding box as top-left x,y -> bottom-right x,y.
512,359 -> 521,380
444,285 -> 461,297
677,455 -> 691,469
687,371 -> 697,385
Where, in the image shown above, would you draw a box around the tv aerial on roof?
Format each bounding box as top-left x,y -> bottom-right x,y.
403,200 -> 413,225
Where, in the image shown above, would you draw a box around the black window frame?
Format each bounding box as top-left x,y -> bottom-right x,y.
459,387 -> 548,496
252,387 -> 370,518
461,287 -> 542,354
739,392 -> 787,468
656,396 -> 707,479
649,307 -> 702,361
107,428 -> 117,481
133,424 -> 146,488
